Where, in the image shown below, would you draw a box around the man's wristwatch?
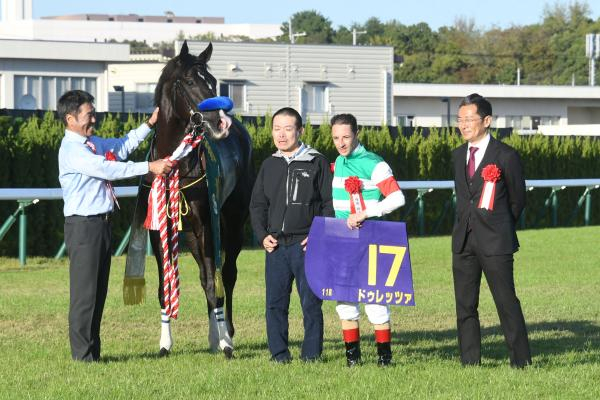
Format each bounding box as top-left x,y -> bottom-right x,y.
146,119 -> 155,129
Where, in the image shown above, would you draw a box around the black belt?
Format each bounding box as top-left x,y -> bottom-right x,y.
274,232 -> 303,245
67,213 -> 111,221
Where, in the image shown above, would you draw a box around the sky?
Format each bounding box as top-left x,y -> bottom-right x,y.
26,0 -> 600,31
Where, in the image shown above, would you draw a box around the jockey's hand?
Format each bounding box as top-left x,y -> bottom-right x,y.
347,211 -> 367,230
149,159 -> 172,176
263,235 -> 278,253
147,107 -> 159,128
301,237 -> 308,252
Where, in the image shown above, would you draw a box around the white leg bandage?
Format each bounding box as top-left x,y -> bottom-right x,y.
209,307 -> 233,352
160,309 -> 173,351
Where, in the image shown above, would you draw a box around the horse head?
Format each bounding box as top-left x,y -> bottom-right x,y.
155,41 -> 231,141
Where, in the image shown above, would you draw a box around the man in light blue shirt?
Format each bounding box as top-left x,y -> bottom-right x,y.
58,89 -> 171,361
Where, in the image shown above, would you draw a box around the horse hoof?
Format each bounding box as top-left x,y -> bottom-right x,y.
159,348 -> 170,358
223,347 -> 234,359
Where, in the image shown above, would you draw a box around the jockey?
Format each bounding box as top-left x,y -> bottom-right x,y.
330,113 -> 405,367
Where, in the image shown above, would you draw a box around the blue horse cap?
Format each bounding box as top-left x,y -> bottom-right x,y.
198,96 -> 234,112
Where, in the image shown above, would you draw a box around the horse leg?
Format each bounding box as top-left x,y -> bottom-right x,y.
221,222 -> 242,339
149,229 -> 173,356
186,223 -> 233,358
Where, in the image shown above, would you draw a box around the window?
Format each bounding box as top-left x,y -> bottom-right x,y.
13,75 -> 97,110
442,114 -> 457,128
540,116 -> 560,126
506,115 -> 522,130
397,115 -> 414,127
303,83 -> 327,112
219,81 -> 245,112
521,116 -> 532,130
42,77 -> 56,110
135,83 -> 157,113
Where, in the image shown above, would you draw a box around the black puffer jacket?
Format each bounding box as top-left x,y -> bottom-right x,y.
250,146 -> 334,245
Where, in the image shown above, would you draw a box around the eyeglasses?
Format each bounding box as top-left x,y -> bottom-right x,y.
456,117 -> 483,125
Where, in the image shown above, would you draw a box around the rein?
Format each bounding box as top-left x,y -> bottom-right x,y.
144,128 -> 205,319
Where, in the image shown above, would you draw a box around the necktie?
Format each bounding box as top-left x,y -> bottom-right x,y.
467,146 -> 479,179
86,140 -> 120,209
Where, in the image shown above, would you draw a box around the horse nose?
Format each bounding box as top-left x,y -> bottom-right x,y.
219,110 -> 232,133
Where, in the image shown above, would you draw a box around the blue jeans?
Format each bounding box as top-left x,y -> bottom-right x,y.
265,241 -> 323,361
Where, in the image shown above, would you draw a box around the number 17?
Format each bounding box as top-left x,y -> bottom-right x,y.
368,245 -> 407,287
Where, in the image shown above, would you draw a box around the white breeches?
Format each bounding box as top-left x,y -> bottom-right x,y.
336,301 -> 391,325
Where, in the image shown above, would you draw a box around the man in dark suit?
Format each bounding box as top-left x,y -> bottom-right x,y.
451,93 -> 532,368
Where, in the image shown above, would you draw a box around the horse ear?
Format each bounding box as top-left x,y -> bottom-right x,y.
198,42 -> 213,64
180,40 -> 189,57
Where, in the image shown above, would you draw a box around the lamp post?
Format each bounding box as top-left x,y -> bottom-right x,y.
352,29 -> 366,46
585,34 -> 599,86
288,19 -> 306,44
441,97 -> 450,129
113,85 -> 125,113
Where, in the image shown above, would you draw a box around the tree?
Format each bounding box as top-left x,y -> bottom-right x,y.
332,25 -> 353,45
280,10 -> 334,44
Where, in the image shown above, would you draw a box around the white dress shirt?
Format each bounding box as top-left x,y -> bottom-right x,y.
466,133 -> 491,171
58,124 -> 151,216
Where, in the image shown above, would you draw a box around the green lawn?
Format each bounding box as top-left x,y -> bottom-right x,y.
1,226 -> 599,399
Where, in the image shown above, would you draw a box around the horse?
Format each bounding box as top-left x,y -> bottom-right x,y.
129,41 -> 253,359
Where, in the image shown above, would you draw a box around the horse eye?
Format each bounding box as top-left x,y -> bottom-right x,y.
186,79 -> 195,86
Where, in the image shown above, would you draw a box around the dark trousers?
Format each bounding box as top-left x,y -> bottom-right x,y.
452,231 -> 532,367
265,241 -> 323,361
64,215 -> 112,361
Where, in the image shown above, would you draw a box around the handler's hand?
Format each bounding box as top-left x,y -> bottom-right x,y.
149,159 -> 172,176
301,237 -> 308,252
263,235 -> 278,253
147,107 -> 160,128
347,211 -> 367,230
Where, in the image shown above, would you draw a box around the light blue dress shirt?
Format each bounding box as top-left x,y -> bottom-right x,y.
58,124 -> 151,216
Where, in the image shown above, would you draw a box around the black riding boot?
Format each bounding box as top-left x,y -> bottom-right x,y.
377,342 -> 392,366
344,341 -> 362,367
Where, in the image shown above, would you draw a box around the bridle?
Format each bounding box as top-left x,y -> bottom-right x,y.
172,68 -> 216,139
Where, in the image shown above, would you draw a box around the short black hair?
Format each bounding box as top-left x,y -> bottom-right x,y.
272,107 -> 302,130
458,93 -> 492,118
57,90 -> 95,125
330,113 -> 358,135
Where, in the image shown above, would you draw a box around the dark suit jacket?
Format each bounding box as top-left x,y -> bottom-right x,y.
452,136 -> 526,256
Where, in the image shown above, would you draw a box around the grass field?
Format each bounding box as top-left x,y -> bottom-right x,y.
1,226 -> 599,399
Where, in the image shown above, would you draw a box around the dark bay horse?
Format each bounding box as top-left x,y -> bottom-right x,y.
133,41 -> 253,358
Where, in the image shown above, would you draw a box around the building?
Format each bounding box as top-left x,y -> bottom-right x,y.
394,83 -> 600,133
107,41 -> 395,126
0,0 -> 280,43
0,38 -> 129,111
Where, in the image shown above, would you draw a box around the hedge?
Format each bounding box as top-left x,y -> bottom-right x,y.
1,112 -> 599,256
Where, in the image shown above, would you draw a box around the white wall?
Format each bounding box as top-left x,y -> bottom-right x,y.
185,41 -> 394,125
393,83 -> 600,127
0,19 -> 281,43
1,0 -> 32,21
1,39 -> 129,111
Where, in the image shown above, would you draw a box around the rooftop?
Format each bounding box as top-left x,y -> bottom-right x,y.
41,13 -> 225,24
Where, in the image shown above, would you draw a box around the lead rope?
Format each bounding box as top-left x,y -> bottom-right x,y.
144,132 -> 204,319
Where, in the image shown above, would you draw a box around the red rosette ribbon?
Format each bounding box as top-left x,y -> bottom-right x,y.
344,176 -> 366,214
104,151 -> 117,161
344,176 -> 362,194
478,164 -> 501,210
481,164 -> 501,183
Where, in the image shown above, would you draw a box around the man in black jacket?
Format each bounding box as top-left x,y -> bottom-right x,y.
452,93 -> 532,368
250,107 -> 334,363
